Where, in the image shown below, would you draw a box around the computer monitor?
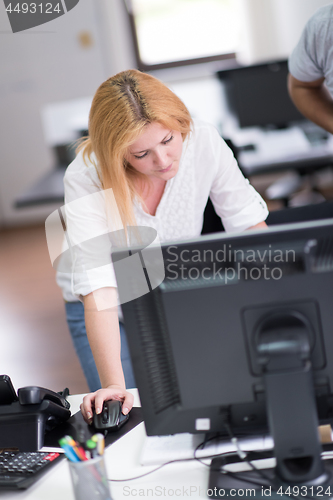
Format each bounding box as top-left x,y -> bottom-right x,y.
217,60 -> 305,129
113,218 -> 333,490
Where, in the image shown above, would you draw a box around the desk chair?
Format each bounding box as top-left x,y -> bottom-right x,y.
201,198 -> 224,235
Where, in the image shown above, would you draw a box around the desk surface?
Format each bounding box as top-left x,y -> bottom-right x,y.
226,124 -> 333,176
15,167 -> 66,208
0,391 -> 210,500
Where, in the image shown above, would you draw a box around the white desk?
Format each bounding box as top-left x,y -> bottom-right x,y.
223,124 -> 333,176
0,390 -> 210,499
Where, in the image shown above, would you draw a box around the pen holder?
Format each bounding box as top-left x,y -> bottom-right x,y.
69,455 -> 112,500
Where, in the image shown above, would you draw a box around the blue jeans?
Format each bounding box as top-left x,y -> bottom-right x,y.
65,301 -> 136,392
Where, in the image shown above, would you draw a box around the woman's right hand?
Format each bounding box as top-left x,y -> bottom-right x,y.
80,385 -> 134,425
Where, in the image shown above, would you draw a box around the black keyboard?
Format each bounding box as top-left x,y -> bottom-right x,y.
0,450 -> 63,489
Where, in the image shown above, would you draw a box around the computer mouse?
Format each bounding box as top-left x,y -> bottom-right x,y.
92,400 -> 129,432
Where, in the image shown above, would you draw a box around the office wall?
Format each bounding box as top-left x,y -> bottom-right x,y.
0,2 -> 103,227
0,0 -> 137,228
94,0 -> 136,78
237,0 -> 330,64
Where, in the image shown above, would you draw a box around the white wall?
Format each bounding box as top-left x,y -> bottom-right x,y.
237,0 -> 330,64
0,0 -> 137,228
94,0 -> 137,77
273,0 -> 331,56
0,1 -> 105,227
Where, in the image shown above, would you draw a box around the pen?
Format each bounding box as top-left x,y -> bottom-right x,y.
76,423 -> 86,448
91,433 -> 105,456
58,438 -> 81,462
64,435 -> 88,461
85,439 -> 98,459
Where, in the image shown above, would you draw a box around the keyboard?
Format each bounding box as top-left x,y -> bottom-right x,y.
0,450 -> 63,489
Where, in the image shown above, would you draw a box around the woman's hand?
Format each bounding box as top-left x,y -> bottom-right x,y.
80,385 -> 134,425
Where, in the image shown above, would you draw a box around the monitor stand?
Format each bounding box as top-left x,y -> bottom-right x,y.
209,312 -> 333,498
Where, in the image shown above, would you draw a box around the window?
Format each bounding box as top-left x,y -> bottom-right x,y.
126,0 -> 241,70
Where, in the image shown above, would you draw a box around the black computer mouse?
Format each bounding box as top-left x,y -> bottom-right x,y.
92,400 -> 129,432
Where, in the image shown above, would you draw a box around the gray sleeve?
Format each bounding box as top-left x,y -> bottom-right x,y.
288,6 -> 332,83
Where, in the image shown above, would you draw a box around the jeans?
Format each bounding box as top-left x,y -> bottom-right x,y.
64,301 -> 135,392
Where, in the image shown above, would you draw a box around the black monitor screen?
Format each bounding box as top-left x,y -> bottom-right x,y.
113,219 -> 333,488
217,60 -> 305,128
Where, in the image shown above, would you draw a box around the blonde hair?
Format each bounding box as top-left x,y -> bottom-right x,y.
77,69 -> 193,229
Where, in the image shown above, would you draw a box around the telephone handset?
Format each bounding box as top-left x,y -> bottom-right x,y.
0,375 -> 71,451
0,375 -> 70,410
18,386 -> 70,409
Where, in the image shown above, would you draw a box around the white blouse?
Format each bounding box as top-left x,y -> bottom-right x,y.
56,119 -> 268,301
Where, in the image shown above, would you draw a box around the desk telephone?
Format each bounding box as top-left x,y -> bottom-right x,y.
0,375 -> 71,451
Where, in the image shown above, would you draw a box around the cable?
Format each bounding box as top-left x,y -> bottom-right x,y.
108,433 -> 246,482
204,420 -> 325,500
108,429 -> 331,500
108,456 -> 194,482
220,416 -> 273,483
193,434 -> 272,490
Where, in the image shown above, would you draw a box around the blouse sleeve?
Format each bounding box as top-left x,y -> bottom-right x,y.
63,156 -> 118,299
207,125 -> 268,232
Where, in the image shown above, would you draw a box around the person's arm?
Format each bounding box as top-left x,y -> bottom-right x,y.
288,74 -> 333,134
201,124 -> 268,231
80,287 -> 134,423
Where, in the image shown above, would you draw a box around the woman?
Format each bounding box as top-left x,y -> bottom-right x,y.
57,69 -> 268,423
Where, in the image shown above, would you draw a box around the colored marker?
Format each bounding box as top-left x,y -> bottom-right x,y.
76,423 -> 86,447
86,439 -> 98,458
64,435 -> 88,461
92,434 -> 105,456
58,438 -> 80,462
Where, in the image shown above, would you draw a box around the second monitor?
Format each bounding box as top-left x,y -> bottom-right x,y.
217,59 -> 304,129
